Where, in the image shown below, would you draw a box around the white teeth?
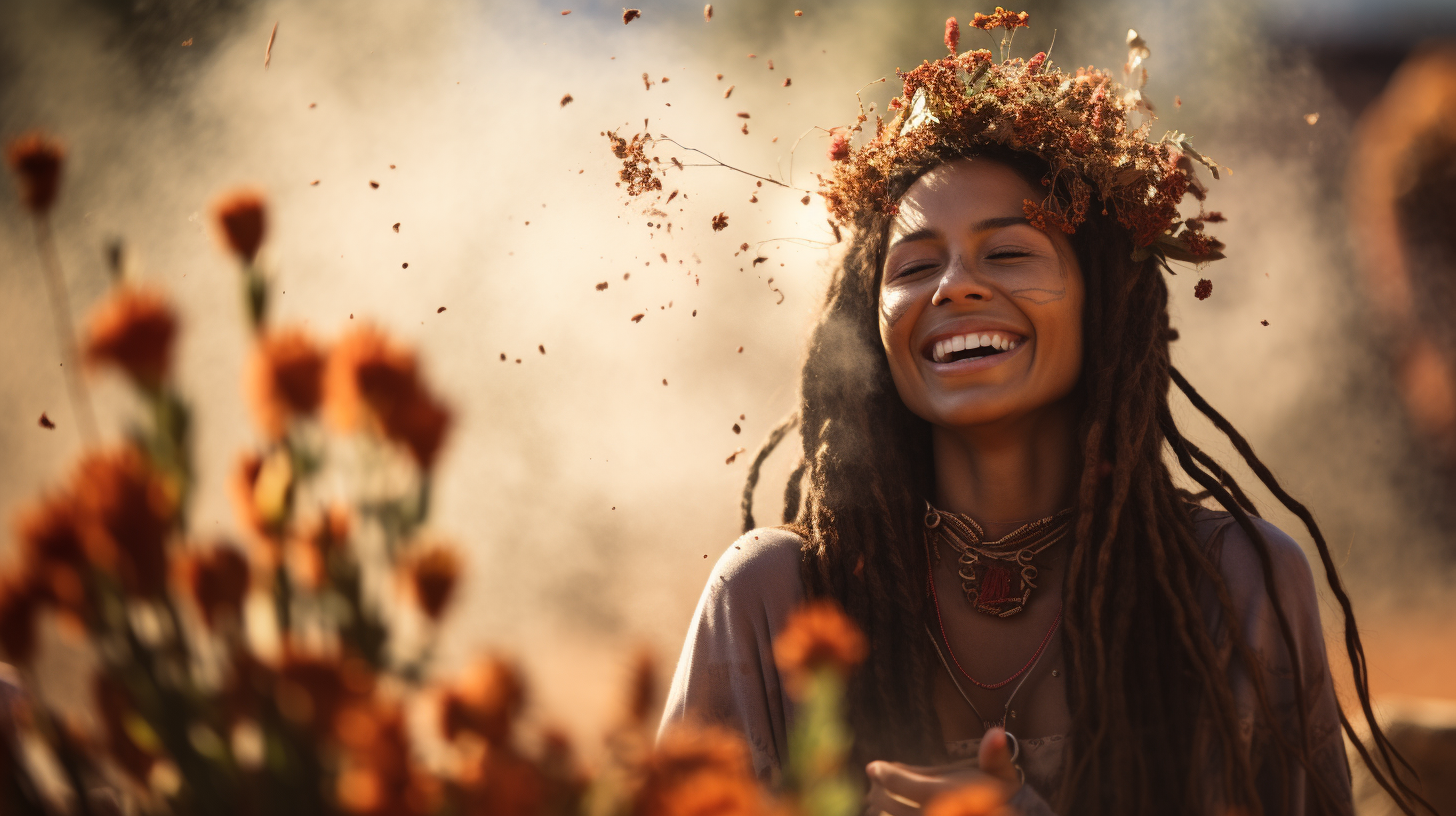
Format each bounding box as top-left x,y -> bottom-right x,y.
991,334 -> 1003,350
979,333 -> 991,347
951,335 -> 966,353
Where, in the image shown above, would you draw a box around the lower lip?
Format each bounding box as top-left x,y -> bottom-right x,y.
926,341 -> 1026,373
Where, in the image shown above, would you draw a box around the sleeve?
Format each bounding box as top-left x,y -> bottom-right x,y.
1202,513 -> 1354,816
658,528 -> 807,783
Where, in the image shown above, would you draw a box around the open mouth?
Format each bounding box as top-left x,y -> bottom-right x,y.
927,331 -> 1023,364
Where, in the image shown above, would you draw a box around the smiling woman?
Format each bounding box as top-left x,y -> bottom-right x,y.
656,13 -> 1425,816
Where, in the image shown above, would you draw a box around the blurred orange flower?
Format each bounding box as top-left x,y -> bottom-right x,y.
231,451 -> 290,564
212,189 -> 266,264
0,579 -> 45,666
17,491 -> 93,625
633,725 -> 765,816
72,447 -> 174,597
440,657 -> 525,745
772,600 -> 866,693
923,781 -> 1012,816
177,544 -> 249,628
5,132 -> 64,214
274,652 -> 375,737
247,328 -> 325,438
83,286 -> 178,390
405,543 -> 460,621
324,325 -> 452,469
456,744 -> 547,816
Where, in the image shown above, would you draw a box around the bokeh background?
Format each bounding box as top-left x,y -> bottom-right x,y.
3,0 -> 1455,747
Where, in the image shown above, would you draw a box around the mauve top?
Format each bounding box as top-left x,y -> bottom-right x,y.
659,509 -> 1354,815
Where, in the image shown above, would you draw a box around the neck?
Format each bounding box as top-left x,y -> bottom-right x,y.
932,398 -> 1082,537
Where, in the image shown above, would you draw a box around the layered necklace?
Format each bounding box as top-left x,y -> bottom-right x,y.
923,501 -> 1074,618
922,501 -> 1072,766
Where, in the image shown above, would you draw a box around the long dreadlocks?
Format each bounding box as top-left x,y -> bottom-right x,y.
741,147 -> 1428,815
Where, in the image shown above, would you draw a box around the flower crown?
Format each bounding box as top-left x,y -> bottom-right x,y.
822,10 -> 1225,268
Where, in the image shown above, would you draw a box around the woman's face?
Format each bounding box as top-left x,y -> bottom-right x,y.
879,158 -> 1085,430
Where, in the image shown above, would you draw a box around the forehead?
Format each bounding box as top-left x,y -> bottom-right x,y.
889,159 -> 1039,239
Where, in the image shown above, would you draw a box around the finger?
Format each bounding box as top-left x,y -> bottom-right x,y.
863,782 -> 921,816
866,761 -> 948,805
976,727 -> 1022,788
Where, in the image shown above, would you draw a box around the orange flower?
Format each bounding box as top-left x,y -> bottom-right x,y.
212,189 -> 266,264
773,600 -> 867,693
456,743 -> 548,816
5,132 -> 64,214
247,328 -> 325,438
286,505 -> 349,590
231,451 -> 291,563
828,132 -> 851,162
324,324 -> 420,433
324,324 -> 452,469
83,286 -> 178,389
405,543 -> 460,621
274,652 -> 375,736
388,390 -> 452,470
924,781 -> 1012,816
633,725 -> 764,816
71,447 -> 174,597
440,657 -> 525,744
944,17 -> 960,54
178,545 -> 249,628
969,7 -> 1029,32
0,579 -> 44,665
17,491 -> 92,624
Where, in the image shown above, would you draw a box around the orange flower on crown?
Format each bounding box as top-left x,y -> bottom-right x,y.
247,328 -> 326,438
440,657 -> 526,745
83,286 -> 178,390
403,542 -> 461,621
633,725 -> 765,816
5,132 -> 64,214
71,447 -> 174,598
177,544 -> 250,629
969,7 -> 1028,31
212,189 -> 267,264
772,600 -> 867,694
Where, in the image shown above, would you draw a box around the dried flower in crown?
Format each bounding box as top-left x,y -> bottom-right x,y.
820,9 -> 1225,269
247,327 -> 326,439
773,600 -> 866,694
83,286 -> 179,389
212,189 -> 267,264
5,132 -> 64,214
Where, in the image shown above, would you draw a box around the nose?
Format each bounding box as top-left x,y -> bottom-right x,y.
931,255 -> 993,306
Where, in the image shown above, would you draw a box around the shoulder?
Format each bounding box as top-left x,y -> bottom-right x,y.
702,527 -> 806,612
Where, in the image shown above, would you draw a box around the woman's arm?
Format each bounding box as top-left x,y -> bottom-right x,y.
659,528 -> 806,782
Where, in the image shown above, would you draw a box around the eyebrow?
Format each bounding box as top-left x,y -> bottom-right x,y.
887,216 -> 1032,252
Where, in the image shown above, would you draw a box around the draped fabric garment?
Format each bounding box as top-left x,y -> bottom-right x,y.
659,510 -> 1354,814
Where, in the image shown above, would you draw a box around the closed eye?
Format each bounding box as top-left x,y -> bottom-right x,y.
986,250 -> 1033,261
892,261 -> 941,279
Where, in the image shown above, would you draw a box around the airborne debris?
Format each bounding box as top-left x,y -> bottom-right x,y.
561,9 -> 571,14
181,38 -> 194,46
437,306 -> 446,313
767,59 -> 774,70
752,256 -> 768,266
704,4 -> 712,21
392,223 -> 400,232
560,93 -> 574,107
667,190 -> 679,203
642,73 -> 653,90
725,447 -> 746,464
737,112 -> 750,119
264,22 -> 277,69
794,9 -> 803,16
783,78 -> 792,87
1304,112 -> 1320,125
369,180 -> 380,189
1260,319 -> 1269,326
539,345 -> 546,355
623,8 -> 641,24
732,423 -> 741,434
1194,279 -> 1213,300
801,195 -> 811,205
723,85 -> 734,99
631,313 -> 645,322
596,281 -> 609,291
711,212 -> 729,231
38,413 -> 54,429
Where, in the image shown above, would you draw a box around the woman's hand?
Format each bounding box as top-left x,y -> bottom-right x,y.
862,727 -> 1021,816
